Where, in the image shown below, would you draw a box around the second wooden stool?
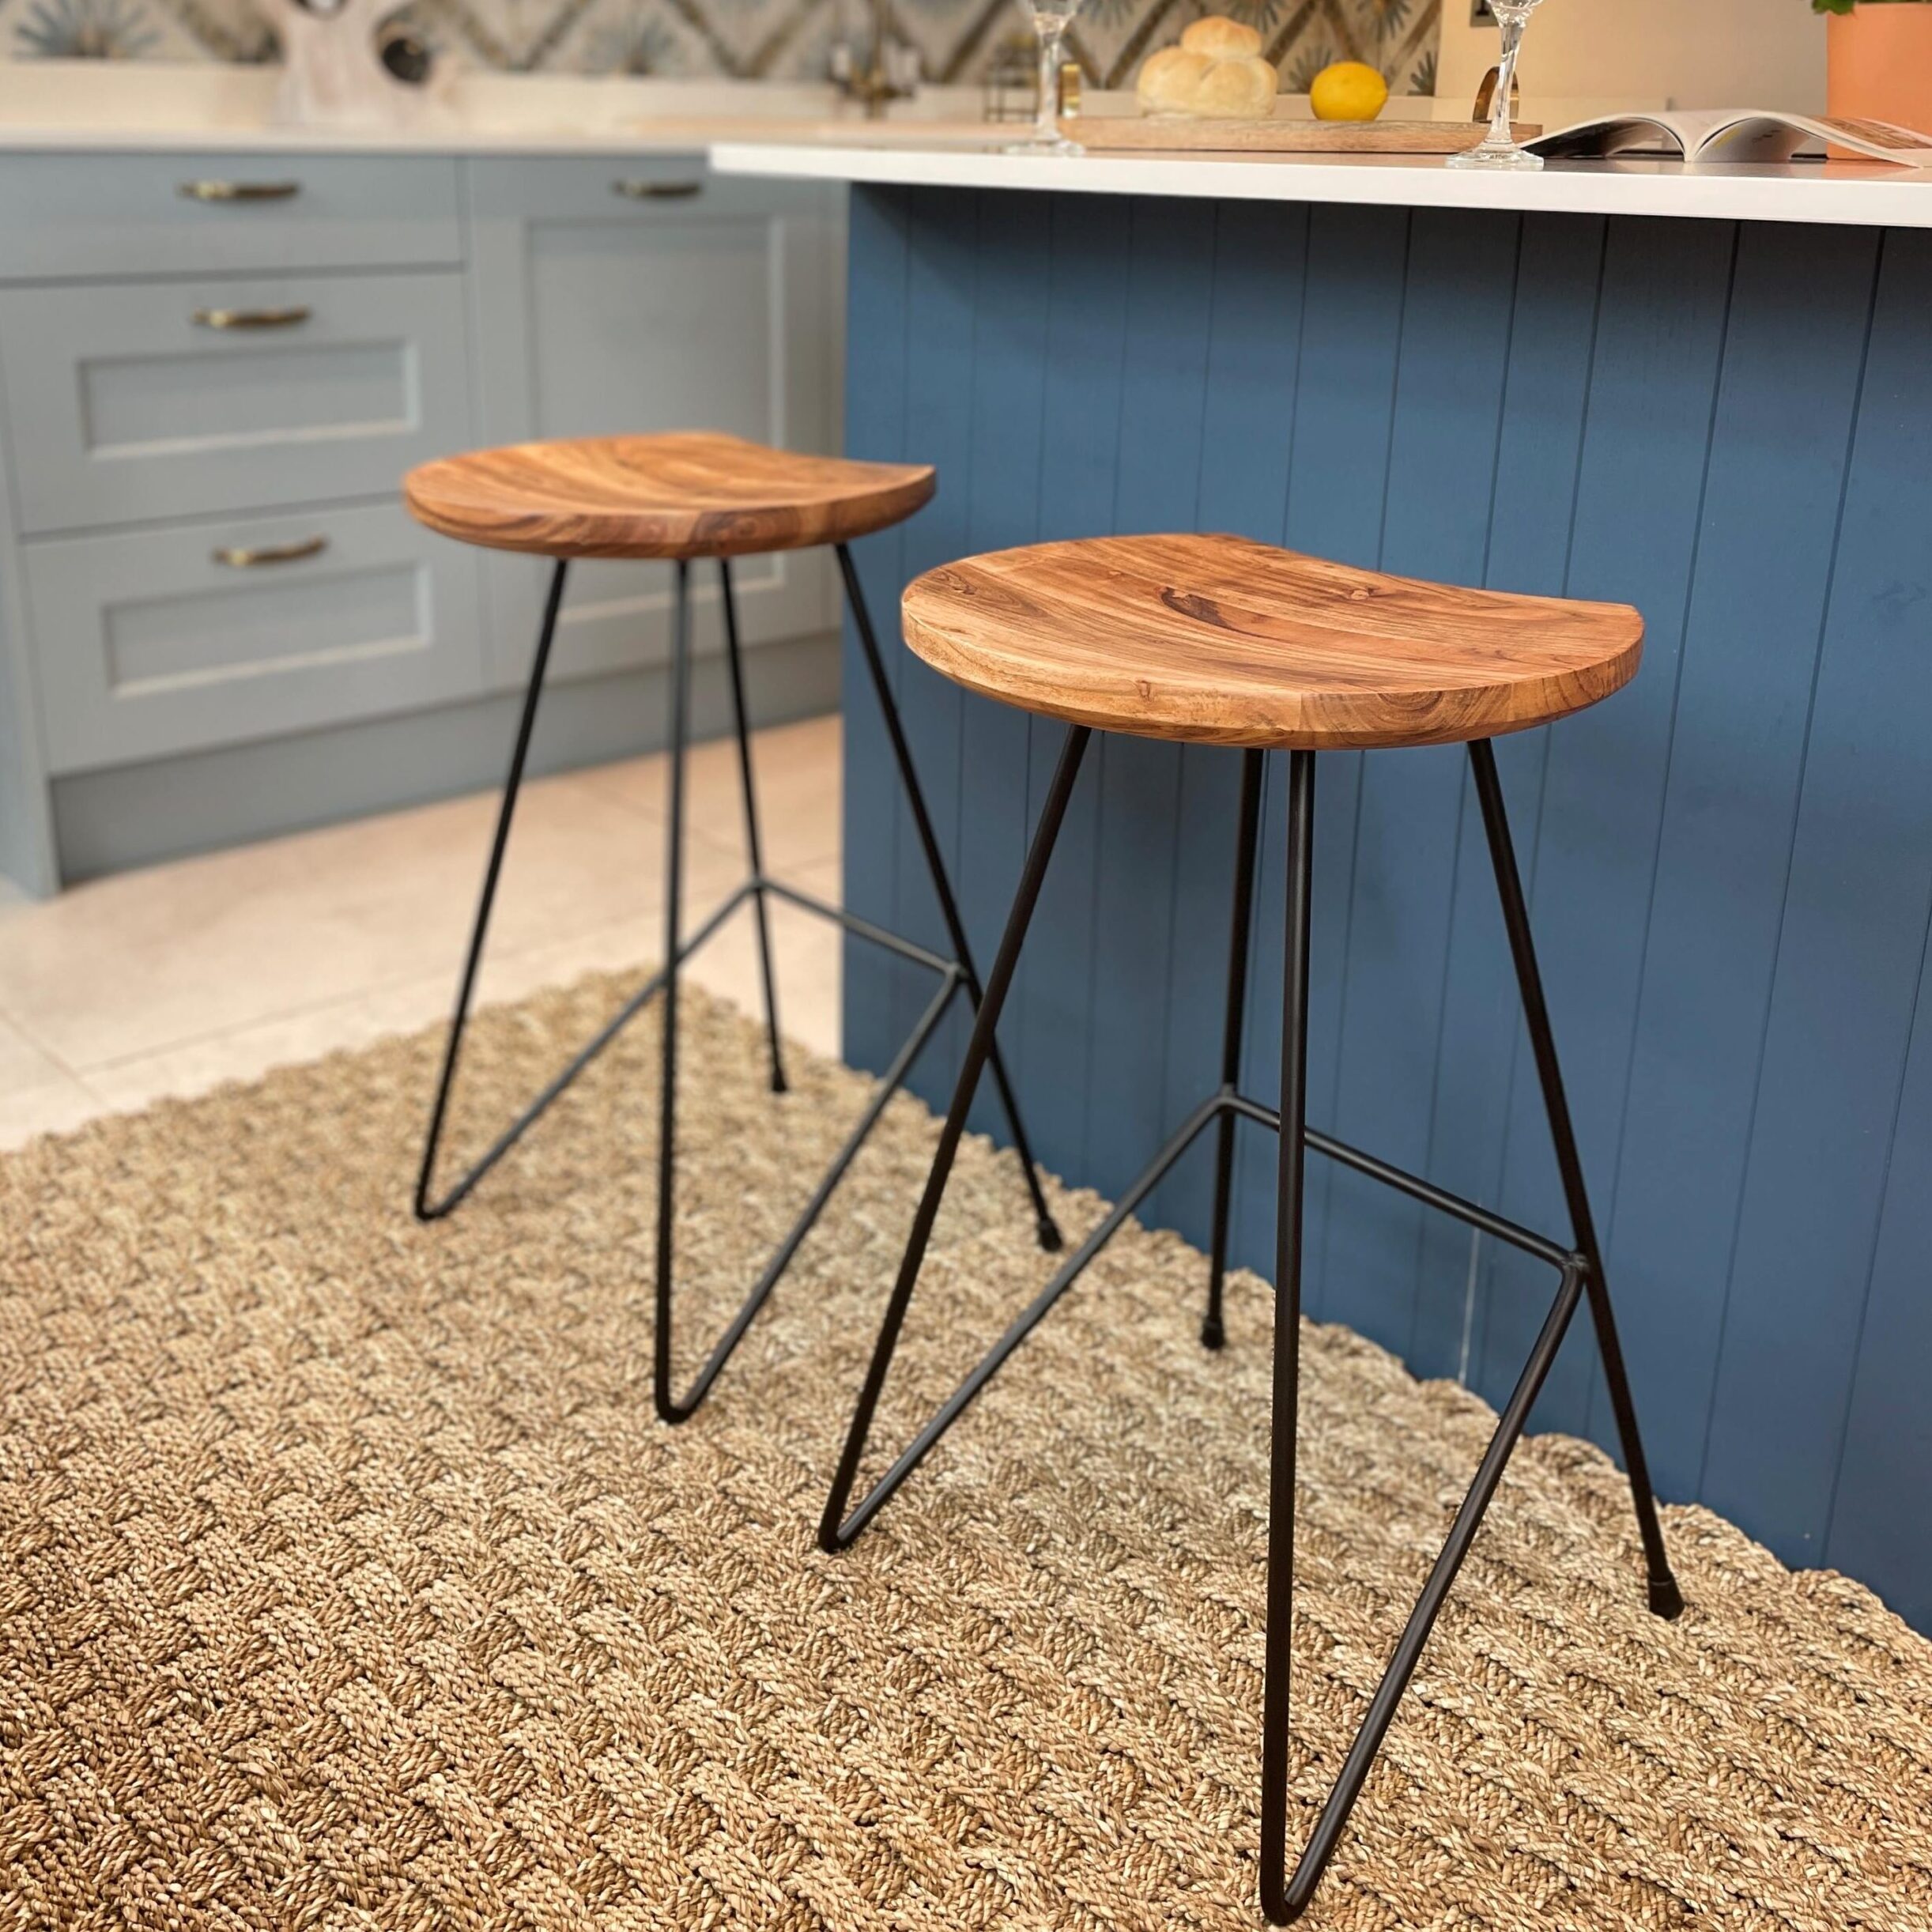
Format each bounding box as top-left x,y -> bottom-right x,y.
817,531 -> 1685,1923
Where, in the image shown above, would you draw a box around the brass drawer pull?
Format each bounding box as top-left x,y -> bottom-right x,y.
611,178 -> 704,200
179,180 -> 301,202
212,535 -> 328,568
193,305 -> 312,330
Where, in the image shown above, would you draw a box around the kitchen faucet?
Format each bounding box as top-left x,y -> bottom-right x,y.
831,0 -> 917,116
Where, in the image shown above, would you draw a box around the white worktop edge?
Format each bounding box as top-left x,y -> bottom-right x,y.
709,137 -> 1932,229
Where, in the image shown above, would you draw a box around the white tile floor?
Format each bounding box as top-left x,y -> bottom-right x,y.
0,715 -> 843,1152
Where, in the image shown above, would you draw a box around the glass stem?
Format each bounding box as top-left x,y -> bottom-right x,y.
1486,13 -> 1525,149
1035,21 -> 1062,146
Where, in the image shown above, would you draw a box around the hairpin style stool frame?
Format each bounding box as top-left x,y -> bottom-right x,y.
402,432 -> 1062,1423
817,533 -> 1685,1923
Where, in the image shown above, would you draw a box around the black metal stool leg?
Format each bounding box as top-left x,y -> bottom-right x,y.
837,542 -> 1064,1255
417,537 -> 1059,1424
719,557 -> 787,1096
1270,1254 -> 1591,1920
1262,747 -> 1630,1920
1203,748 -> 1266,1349
1467,739 -> 1684,1621
416,557 -> 571,1221
653,561 -> 694,1426
813,728 -> 1682,1923
1259,748 -> 1315,1921
821,724 -> 1092,1553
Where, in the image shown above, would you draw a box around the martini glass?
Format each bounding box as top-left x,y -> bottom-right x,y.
1006,0 -> 1083,156
1449,0 -> 1545,171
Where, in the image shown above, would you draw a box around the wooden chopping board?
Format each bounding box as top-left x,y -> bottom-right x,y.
1060,116 -> 1543,155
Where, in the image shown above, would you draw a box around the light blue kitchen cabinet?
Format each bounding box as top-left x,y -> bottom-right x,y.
0,151 -> 465,281
0,147 -> 846,892
0,270 -> 472,534
464,155 -> 841,690
25,499 -> 484,774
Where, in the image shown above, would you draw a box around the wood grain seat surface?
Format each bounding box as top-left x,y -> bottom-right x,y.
404,432 -> 935,560
900,533 -> 1645,750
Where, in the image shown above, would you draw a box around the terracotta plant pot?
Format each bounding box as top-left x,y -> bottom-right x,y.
1828,4 -> 1932,136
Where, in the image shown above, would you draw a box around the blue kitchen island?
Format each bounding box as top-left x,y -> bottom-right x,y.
715,137 -> 1932,1633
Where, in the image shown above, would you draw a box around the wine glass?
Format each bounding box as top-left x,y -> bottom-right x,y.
1006,0 -> 1084,157
1449,0 -> 1545,171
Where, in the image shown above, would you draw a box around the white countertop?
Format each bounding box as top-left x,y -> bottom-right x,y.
710,127 -> 1932,230
7,64 -> 1930,229
0,62 -> 985,156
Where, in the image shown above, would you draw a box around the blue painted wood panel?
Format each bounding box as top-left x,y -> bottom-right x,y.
836,183 -> 908,1073
1700,228 -> 1932,1574
841,187 -> 1932,1636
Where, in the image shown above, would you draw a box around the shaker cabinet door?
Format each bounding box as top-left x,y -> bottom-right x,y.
25,500 -> 485,774
462,156 -> 841,690
0,271 -> 473,534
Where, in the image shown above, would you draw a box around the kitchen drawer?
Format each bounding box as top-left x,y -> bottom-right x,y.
0,272 -> 472,534
25,500 -> 484,775
466,156 -> 840,687
0,153 -> 462,281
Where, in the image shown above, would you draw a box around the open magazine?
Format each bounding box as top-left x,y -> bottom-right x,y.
1528,109 -> 1932,167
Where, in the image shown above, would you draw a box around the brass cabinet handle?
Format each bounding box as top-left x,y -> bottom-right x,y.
211,535 -> 328,568
179,179 -> 301,202
193,305 -> 312,330
611,178 -> 704,200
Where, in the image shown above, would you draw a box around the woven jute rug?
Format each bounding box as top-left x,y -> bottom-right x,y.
2,975 -> 1928,1930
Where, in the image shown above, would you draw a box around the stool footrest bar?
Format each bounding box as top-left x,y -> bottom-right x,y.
759,875 -> 955,976
1273,1259 -> 1589,1919
415,877 -> 754,1221
825,1090 -> 1224,1548
660,967 -> 964,1419
1225,1094 -> 1575,1269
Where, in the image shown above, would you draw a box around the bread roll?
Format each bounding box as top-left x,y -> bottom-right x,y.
1137,16 -> 1277,118
1179,15 -> 1261,58
1137,47 -> 1213,114
1190,53 -> 1276,117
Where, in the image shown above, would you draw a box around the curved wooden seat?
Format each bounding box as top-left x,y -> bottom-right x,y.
901,533 -> 1643,750
405,432 -> 934,560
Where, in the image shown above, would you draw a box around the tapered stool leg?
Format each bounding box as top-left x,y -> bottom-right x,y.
653,555 -> 1070,1423
837,544 -> 1064,1255
1467,739 -> 1683,1621
719,557 -> 787,1096
1204,747 -> 1266,1349
415,557 -> 571,1221
821,724 -> 1092,1553
1259,748 -> 1316,1922
653,560 -> 695,1425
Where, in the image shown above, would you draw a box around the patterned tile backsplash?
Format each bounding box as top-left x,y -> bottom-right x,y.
5,0 -> 1439,95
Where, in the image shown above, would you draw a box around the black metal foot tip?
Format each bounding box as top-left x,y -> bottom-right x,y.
1036,1213 -> 1065,1254
1649,1573 -> 1685,1621
770,1071 -> 791,1096
1200,1315 -> 1226,1352
1262,1879 -> 1309,1926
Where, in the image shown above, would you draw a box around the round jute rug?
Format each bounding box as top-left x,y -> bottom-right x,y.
1,975 -> 1927,1930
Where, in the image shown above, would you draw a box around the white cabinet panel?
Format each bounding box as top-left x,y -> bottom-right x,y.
0,271 -> 473,533
465,155 -> 840,689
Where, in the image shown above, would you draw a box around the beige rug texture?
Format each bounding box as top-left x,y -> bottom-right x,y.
1,974 -> 1928,1931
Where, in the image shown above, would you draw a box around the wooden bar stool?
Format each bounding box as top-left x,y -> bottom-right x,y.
818,532 -> 1684,1923
402,432 -> 1061,1421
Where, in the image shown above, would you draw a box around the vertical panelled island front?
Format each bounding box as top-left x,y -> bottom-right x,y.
713,138 -> 1932,1636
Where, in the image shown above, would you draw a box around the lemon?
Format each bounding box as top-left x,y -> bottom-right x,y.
1308,60 -> 1388,123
